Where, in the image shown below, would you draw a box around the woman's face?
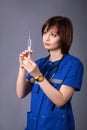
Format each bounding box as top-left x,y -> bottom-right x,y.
42,26 -> 61,51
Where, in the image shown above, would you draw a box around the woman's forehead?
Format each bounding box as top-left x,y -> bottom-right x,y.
45,25 -> 58,32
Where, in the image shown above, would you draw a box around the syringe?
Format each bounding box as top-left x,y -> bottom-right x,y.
27,31 -> 32,59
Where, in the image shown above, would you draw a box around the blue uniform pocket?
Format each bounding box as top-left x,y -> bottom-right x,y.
39,113 -> 74,130
46,114 -> 68,130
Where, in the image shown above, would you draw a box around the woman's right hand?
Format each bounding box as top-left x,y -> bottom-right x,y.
19,50 -> 33,69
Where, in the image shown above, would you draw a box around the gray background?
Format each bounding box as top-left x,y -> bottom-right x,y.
0,0 -> 87,130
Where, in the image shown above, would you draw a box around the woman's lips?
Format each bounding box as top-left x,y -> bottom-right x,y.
44,43 -> 50,46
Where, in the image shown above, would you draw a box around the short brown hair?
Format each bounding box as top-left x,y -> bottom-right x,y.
42,16 -> 73,54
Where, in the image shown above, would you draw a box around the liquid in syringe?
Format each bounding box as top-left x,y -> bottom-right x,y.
27,31 -> 32,59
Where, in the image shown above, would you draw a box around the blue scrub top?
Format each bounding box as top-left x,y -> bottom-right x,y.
25,54 -> 84,130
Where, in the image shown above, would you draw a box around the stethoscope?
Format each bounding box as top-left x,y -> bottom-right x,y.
30,55 -> 65,83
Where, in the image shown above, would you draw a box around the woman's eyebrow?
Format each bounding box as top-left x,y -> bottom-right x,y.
44,28 -> 58,34
50,30 -> 58,33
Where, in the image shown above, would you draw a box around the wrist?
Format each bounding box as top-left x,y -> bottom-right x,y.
19,65 -> 27,74
29,73 -> 44,84
35,74 -> 44,82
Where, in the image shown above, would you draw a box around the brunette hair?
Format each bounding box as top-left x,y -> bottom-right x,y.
42,16 -> 73,54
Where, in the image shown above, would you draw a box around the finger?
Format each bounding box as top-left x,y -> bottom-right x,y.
23,58 -> 32,67
22,60 -> 32,73
22,51 -> 28,56
24,50 -> 29,53
20,51 -> 28,59
22,50 -> 32,57
28,59 -> 35,65
21,50 -> 33,58
27,50 -> 33,58
19,54 -> 23,61
23,57 -> 32,66
20,53 -> 23,57
19,54 -> 25,61
24,57 -> 35,66
24,49 -> 33,54
23,60 -> 28,66
28,50 -> 33,54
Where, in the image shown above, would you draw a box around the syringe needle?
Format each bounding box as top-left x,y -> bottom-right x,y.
27,31 -> 32,59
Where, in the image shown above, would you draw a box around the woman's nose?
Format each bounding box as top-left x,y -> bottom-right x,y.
45,33 -> 50,41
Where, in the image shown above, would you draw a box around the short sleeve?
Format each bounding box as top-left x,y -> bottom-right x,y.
63,59 -> 84,91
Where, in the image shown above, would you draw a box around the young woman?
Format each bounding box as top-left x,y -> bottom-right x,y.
16,16 -> 84,130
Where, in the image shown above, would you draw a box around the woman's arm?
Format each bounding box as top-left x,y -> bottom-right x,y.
38,78 -> 74,107
16,66 -> 32,99
16,50 -> 33,99
22,56 -> 75,107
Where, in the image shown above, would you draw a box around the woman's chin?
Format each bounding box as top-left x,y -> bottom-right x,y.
44,46 -> 51,50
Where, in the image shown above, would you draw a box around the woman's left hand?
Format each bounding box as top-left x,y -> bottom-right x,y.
22,57 -> 41,79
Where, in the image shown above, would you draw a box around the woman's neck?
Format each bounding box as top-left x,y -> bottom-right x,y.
49,49 -> 63,62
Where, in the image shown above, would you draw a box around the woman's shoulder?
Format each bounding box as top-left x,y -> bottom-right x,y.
65,54 -> 84,68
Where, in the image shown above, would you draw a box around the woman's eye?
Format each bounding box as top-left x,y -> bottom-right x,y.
43,31 -> 47,34
51,33 -> 57,37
